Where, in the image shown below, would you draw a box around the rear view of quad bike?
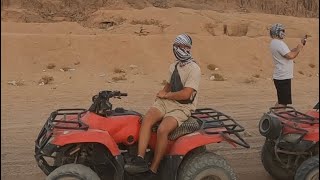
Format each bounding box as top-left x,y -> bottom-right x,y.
35,90 -> 250,180
259,103 -> 319,180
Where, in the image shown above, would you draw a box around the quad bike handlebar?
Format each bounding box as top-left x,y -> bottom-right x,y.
98,90 -> 127,99
89,90 -> 127,114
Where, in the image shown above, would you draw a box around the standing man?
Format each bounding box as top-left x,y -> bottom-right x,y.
124,34 -> 201,179
269,23 -> 307,109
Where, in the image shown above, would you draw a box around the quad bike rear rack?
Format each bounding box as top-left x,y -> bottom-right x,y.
267,106 -> 319,167
192,108 -> 250,148
269,106 -> 319,134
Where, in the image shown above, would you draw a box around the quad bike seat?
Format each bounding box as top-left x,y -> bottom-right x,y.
151,115 -> 223,141
152,117 -> 201,141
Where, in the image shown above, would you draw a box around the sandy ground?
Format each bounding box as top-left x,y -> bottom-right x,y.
1,7 -> 319,180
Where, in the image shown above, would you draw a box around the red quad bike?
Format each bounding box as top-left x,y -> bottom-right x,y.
259,103 -> 319,180
35,90 -> 250,180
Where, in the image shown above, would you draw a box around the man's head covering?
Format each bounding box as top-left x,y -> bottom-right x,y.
270,23 -> 286,39
173,34 -> 194,65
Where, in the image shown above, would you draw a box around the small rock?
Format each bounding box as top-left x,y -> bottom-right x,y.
7,81 -> 17,86
107,80 -> 112,83
60,69 -> 65,72
129,65 -> 138,69
69,68 -> 76,71
42,70 -> 46,72
214,68 -> 219,71
69,76 -> 72,79
99,74 -> 106,77
317,73 -> 319,77
39,82 -> 45,86
74,61 -> 80,65
209,75 -> 215,81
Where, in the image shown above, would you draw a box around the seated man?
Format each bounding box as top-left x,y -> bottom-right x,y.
124,34 -> 201,179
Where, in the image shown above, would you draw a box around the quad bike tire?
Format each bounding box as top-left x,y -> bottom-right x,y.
177,151 -> 237,180
46,164 -> 100,180
294,155 -> 319,180
261,140 -> 295,180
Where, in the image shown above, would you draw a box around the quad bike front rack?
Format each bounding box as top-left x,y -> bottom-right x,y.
192,108 -> 250,148
35,109 -> 89,175
35,109 -> 88,153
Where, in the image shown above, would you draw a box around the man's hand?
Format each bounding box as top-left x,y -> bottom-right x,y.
157,90 -> 168,99
301,36 -> 307,46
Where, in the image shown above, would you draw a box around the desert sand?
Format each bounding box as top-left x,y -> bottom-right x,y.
1,1 -> 319,180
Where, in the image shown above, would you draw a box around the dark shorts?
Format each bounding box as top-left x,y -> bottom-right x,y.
273,79 -> 292,105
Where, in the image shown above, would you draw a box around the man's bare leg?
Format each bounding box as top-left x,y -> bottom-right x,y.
124,107 -> 163,174
149,116 -> 178,173
137,107 -> 163,158
274,102 -> 286,112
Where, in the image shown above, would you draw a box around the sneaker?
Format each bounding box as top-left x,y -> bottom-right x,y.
124,156 -> 149,174
134,170 -> 158,180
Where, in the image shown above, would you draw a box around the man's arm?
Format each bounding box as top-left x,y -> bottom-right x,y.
162,82 -> 171,92
164,87 -> 194,101
284,44 -> 303,60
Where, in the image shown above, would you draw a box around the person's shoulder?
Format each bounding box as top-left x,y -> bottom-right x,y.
271,39 -> 286,45
169,62 -> 177,71
189,61 -> 201,72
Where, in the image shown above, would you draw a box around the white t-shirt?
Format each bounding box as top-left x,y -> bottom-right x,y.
167,61 -> 201,110
269,39 -> 293,80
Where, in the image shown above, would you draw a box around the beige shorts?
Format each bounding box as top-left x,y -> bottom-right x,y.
152,98 -> 191,126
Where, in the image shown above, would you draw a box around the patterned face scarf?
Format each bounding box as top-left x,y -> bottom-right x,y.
173,34 -> 194,67
270,23 -> 286,39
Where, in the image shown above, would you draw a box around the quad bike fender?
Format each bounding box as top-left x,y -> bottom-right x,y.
167,132 -> 224,155
51,129 -> 120,156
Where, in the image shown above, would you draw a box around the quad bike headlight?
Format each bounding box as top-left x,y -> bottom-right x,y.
282,133 -> 303,143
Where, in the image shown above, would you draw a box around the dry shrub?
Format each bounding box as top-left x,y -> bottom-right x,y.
298,71 -> 304,75
7,80 -> 25,86
15,80 -> 25,86
61,66 -> 72,71
46,63 -> 56,69
244,78 -> 256,84
39,75 -> 54,85
114,67 -> 126,73
212,73 -> 224,81
131,19 -> 161,26
238,0 -> 318,18
253,74 -> 260,78
112,75 -> 127,82
309,63 -> 315,68
207,64 -> 218,71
